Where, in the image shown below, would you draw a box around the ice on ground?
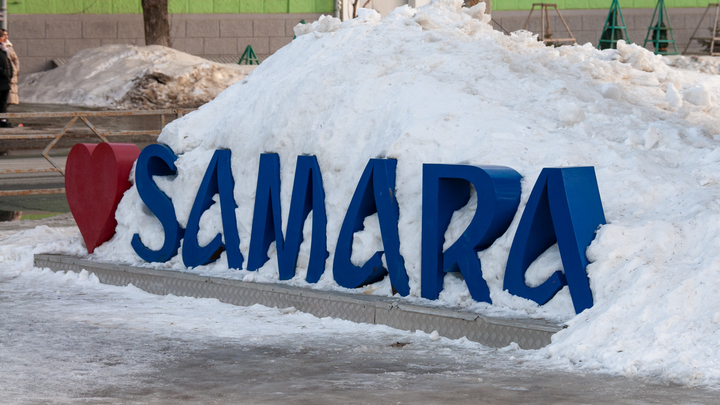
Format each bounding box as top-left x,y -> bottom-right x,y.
19,45 -> 254,109
11,0 -> 720,388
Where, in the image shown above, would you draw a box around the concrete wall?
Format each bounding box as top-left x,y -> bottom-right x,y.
8,13 -> 323,78
10,0 -> 334,15
7,7 -> 714,79
492,7 -> 710,53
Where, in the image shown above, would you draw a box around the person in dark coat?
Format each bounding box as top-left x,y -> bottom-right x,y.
0,29 -> 14,128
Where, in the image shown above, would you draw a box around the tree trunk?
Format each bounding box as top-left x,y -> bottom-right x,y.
141,0 -> 171,47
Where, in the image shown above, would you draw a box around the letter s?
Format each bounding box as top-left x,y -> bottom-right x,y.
132,144 -> 184,262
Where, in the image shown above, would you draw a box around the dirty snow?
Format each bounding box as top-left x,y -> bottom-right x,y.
19,45 -> 254,109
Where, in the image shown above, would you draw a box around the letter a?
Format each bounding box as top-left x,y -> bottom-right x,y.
182,149 -> 243,269
503,167 -> 606,314
333,159 -> 409,296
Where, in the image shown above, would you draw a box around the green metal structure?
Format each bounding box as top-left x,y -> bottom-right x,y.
238,45 -> 260,65
598,0 -> 631,50
643,0 -> 678,54
494,0 -> 714,12
293,19 -> 307,40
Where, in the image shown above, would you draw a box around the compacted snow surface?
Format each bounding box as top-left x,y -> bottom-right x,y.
7,0 -> 720,388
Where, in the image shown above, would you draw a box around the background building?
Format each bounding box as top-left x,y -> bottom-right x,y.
6,0 -> 715,78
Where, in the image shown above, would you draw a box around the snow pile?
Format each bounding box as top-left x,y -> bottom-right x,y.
665,55 -> 720,76
38,0 -> 719,387
19,45 -> 254,109
0,226 -> 85,275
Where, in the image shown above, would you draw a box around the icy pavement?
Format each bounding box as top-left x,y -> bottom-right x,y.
0,225 -> 718,403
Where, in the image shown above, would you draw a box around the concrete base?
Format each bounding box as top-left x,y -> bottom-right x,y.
34,253 -> 563,349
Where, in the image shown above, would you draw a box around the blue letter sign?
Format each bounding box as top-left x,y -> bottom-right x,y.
503,167 -> 606,314
247,154 -> 328,282
421,164 -> 522,303
132,144 -> 184,263
129,144 -> 606,314
333,159 -> 410,296
247,153 -> 283,273
280,155 -> 328,283
182,149 -> 243,269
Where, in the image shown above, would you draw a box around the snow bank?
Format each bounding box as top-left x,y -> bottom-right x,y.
665,55 -> 720,76
0,226 -> 85,275
86,0 -> 720,386
19,45 -> 254,109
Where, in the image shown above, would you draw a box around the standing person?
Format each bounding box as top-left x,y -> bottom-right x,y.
0,29 -> 14,128
0,29 -> 18,219
4,30 -> 19,106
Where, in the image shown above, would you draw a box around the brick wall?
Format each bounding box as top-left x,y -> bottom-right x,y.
8,13 -> 323,78
492,8 -> 710,53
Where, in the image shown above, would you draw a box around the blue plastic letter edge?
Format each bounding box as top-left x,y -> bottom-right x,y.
504,167 -> 605,314
277,155 -> 329,283
333,159 -> 409,296
247,153 -> 284,272
182,149 -> 243,269
421,164 -> 521,303
131,144 -> 184,263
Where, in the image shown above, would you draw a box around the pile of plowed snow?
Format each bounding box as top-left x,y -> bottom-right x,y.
41,0 -> 720,387
19,45 -> 253,109
666,55 -> 720,75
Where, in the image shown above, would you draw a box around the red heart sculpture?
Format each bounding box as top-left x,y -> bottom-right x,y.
65,143 -> 140,254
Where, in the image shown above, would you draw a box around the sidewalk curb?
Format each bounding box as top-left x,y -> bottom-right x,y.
34,253 -> 563,349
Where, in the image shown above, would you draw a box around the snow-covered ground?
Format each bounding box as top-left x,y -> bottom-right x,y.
19,45 -> 254,109
5,0 -> 720,390
2,225 -> 719,404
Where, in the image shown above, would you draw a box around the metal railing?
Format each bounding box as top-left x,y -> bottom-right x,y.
0,108 -> 195,196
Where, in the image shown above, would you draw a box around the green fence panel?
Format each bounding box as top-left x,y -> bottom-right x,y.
214,0 -> 240,12
264,0 -> 289,13
188,0 -> 214,12
114,0 -> 142,13
22,0 -> 56,14
316,0 -> 334,13
240,0 -> 265,13
290,0 -> 315,13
